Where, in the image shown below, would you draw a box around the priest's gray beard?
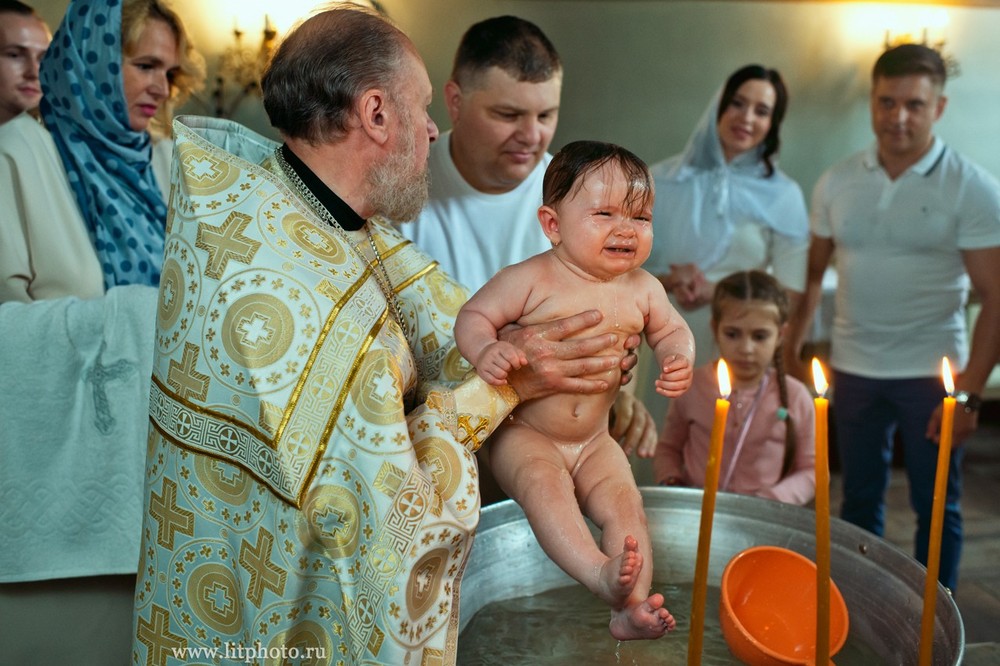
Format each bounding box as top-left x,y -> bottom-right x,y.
368,116 -> 430,222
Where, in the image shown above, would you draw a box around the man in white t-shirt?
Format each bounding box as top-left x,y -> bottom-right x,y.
789,44 -> 1000,592
402,15 -> 559,294
402,16 -> 657,488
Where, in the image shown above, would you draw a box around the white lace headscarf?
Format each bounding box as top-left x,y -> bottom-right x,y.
646,84 -> 808,274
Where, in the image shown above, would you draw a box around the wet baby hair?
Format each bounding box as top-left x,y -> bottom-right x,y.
711,270 -> 797,476
542,140 -> 653,216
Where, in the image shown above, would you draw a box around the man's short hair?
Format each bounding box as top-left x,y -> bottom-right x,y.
0,0 -> 39,16
450,15 -> 560,89
873,43 -> 947,88
262,6 -> 411,144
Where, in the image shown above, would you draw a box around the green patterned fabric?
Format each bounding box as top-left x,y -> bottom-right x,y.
132,116 -> 517,666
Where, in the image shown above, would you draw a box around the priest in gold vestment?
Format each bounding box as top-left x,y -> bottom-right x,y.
132,8 -> 630,665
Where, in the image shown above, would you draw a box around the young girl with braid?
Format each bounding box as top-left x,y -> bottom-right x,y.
651,270 -> 816,505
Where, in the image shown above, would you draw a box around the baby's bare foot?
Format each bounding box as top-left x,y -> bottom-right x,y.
596,535 -> 642,606
608,592 -> 677,641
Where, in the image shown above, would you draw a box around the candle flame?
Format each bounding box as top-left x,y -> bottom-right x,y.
717,359 -> 731,399
942,357 -> 954,395
812,358 -> 829,397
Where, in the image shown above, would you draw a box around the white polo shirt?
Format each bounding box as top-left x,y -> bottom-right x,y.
401,131 -> 552,293
811,137 -> 1000,378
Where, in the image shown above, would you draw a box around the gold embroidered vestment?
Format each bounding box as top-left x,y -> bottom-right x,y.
132,116 -> 516,666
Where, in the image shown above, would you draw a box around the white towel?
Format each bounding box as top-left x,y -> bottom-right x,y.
0,285 -> 157,582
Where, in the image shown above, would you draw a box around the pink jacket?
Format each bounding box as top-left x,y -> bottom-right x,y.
653,365 -> 816,505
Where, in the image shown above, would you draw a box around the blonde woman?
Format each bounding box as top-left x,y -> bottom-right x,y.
0,0 -> 204,301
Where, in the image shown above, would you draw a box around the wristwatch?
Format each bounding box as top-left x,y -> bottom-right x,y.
954,391 -> 982,414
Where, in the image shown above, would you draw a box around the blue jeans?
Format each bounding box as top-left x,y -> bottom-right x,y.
832,371 -> 963,591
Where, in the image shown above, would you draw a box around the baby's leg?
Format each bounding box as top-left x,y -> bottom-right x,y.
575,435 -> 676,639
575,435 -> 655,603
488,423 -> 634,606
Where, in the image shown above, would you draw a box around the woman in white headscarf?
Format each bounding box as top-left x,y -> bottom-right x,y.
634,65 -> 809,445
650,65 -> 808,363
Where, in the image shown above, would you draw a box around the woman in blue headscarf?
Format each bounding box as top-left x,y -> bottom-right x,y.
0,0 -> 203,301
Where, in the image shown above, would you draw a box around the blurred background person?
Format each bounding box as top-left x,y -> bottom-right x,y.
637,64 -> 809,433
787,44 -> 1000,592
0,0 -> 49,124
0,0 -> 203,302
653,270 -> 815,506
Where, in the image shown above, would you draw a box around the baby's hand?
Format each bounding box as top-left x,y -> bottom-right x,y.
654,354 -> 693,398
476,341 -> 528,386
667,263 -> 708,310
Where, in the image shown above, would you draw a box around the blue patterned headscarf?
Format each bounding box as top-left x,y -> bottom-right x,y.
40,0 -> 167,289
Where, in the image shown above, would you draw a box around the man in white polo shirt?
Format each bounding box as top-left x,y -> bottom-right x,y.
790,43 -> 1000,592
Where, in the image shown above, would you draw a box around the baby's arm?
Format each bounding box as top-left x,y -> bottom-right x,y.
455,264 -> 534,386
640,271 -> 695,397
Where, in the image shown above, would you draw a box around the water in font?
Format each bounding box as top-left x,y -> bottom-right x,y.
458,581 -> 884,665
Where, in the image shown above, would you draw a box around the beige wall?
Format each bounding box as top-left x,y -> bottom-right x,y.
32,0 -> 1000,198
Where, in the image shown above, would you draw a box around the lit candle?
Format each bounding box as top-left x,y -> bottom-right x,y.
688,359 -> 731,666
812,358 -> 831,666
919,357 -> 956,666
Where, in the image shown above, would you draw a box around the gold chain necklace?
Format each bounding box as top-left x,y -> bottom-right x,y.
273,147 -> 412,342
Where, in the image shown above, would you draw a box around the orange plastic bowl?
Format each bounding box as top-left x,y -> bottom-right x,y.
720,546 -> 850,666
